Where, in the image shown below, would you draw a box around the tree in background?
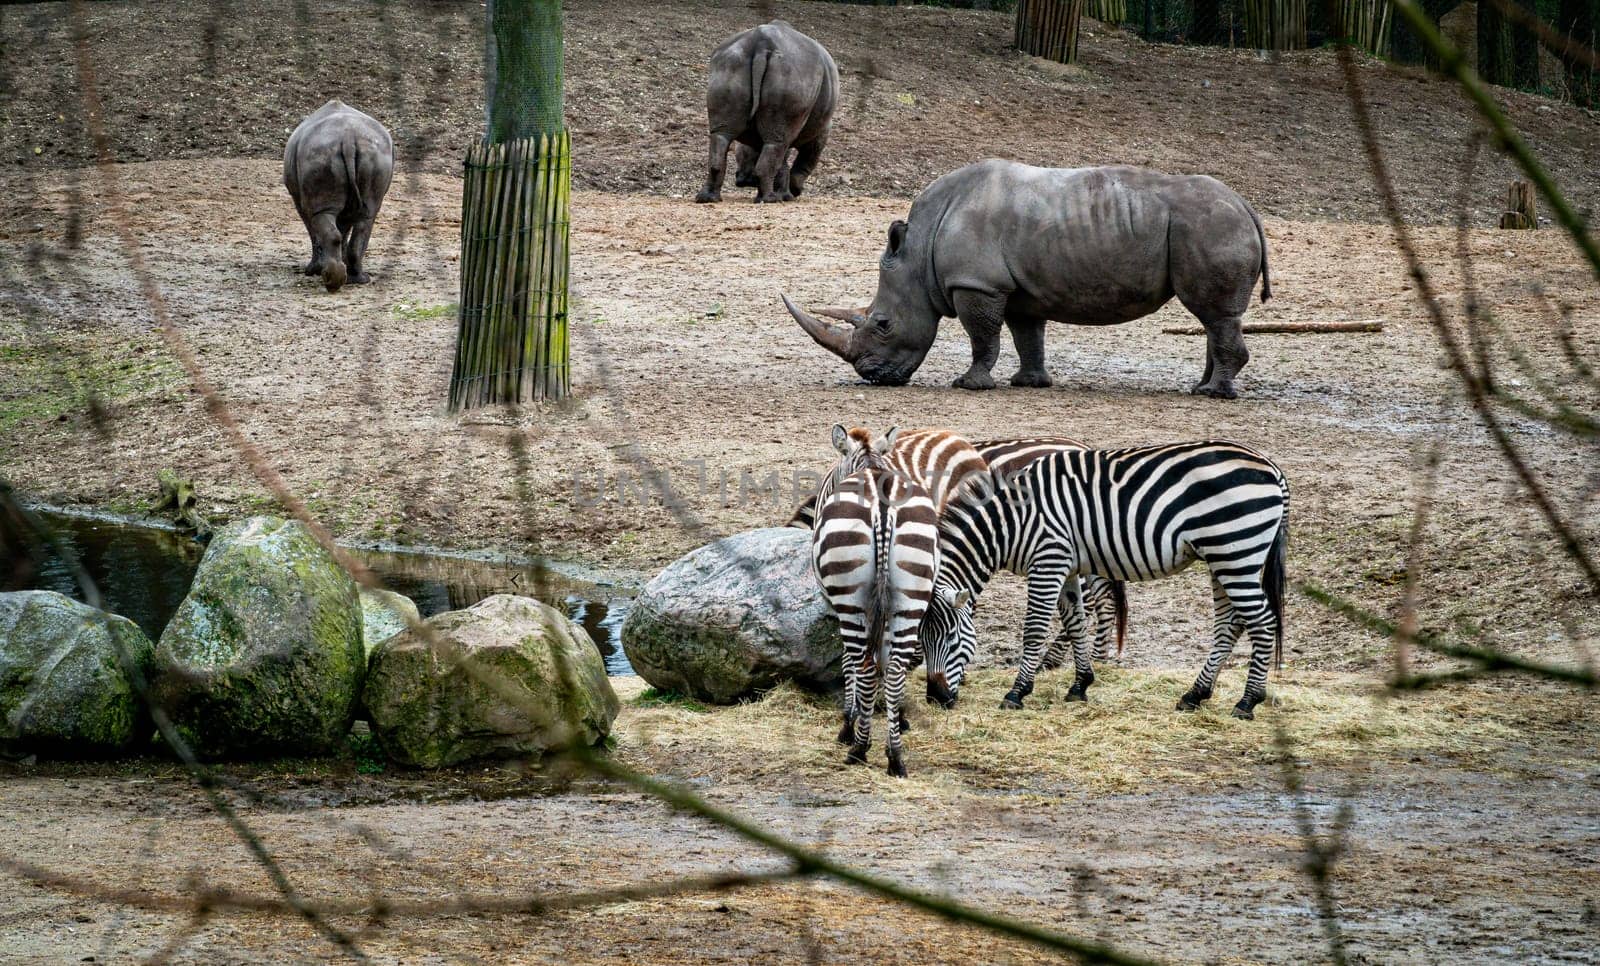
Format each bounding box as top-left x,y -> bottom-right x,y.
1559,0 -> 1595,104
448,0 -> 571,409
1245,0 -> 1308,47
1016,0 -> 1088,62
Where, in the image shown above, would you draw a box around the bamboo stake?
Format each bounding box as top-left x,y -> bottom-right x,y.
1161,320 -> 1386,334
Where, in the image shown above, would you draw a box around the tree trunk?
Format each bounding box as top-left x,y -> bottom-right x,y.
1499,179 -> 1537,229
1337,0 -> 1393,53
1016,0 -> 1087,63
1478,0 -> 1513,86
1192,0 -> 1223,42
450,0 -> 571,409
1245,0 -> 1308,49
1510,0 -> 1540,89
1559,0 -> 1595,106
1389,0 -> 1447,67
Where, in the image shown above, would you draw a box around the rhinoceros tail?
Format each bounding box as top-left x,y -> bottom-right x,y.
342,141 -> 365,216
748,47 -> 771,119
1249,204 -> 1272,303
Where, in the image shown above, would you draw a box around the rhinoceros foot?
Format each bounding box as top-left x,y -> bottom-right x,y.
694,189 -> 721,204
1010,369 -> 1053,388
952,370 -> 997,391
1190,380 -> 1239,400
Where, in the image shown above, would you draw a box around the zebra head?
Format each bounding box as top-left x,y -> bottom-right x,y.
828,423 -> 899,487
920,583 -> 973,708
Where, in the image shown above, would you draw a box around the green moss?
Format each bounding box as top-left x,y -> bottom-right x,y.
0,335 -> 180,435
391,302 -> 457,322
634,688 -> 710,713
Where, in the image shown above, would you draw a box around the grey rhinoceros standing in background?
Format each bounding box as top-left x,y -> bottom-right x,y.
783,160 -> 1273,399
283,100 -> 394,292
696,20 -> 839,205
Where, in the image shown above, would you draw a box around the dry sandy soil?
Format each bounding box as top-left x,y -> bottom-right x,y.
2,0 -> 1599,962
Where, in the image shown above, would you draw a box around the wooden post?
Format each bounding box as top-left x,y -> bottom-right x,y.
1016,0 -> 1088,64
1499,180 -> 1537,229
1085,0 -> 1126,24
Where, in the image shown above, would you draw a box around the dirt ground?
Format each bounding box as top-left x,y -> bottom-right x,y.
2,0 -> 1599,962
3,0 -> 1598,225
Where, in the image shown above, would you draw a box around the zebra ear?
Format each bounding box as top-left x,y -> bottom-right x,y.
953,589 -> 972,609
875,426 -> 899,454
831,423 -> 850,454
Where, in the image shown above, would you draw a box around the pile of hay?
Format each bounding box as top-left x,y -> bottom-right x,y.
614,668 -> 1589,794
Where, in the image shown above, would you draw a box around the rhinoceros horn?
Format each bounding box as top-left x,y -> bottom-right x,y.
782,293 -> 858,360
815,305 -> 871,325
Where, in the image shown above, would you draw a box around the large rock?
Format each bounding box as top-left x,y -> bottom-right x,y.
360,587 -> 419,660
621,527 -> 842,704
0,591 -> 153,756
152,516 -> 363,759
363,594 -> 620,768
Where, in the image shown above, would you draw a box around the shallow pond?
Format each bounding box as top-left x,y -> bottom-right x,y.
14,511 -> 638,675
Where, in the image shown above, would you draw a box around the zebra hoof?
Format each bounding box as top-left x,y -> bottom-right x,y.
896,713 -> 912,735
845,742 -> 871,765
1065,689 -> 1088,703
886,751 -> 908,778
836,719 -> 854,745
1176,698 -> 1202,712
1230,703 -> 1255,721
999,691 -> 1025,710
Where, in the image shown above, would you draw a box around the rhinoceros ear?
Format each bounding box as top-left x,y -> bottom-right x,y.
831,423 -> 850,454
886,220 -> 908,256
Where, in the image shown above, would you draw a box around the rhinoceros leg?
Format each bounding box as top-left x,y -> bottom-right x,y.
308,211 -> 347,293
1007,317 -> 1053,388
733,143 -> 759,188
753,142 -> 792,204
1192,315 -> 1249,399
695,134 -> 732,204
951,290 -> 1004,390
345,215 -> 375,285
789,134 -> 827,199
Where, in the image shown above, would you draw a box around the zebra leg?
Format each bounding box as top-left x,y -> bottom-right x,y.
1002,568 -> 1069,709
1178,577 -> 1244,711
1059,580 -> 1096,702
846,658 -> 875,764
1043,584 -> 1076,670
1085,576 -> 1116,662
884,649 -> 911,778
1231,596 -> 1277,720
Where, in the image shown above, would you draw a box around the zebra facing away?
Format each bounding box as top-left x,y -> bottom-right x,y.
811,425 -> 942,777
787,434 -> 1129,700
921,440 -> 1289,719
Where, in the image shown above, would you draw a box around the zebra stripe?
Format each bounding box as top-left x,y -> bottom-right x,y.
923,440 -> 1289,719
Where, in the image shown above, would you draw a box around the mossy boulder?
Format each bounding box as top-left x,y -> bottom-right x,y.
0,591 -> 154,757
363,594 -> 620,768
152,516 -> 363,759
620,527 -> 843,704
360,587 -> 419,660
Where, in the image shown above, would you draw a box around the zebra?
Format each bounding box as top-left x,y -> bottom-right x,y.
788,434 -> 1129,706
920,440 -> 1289,719
811,425 -> 942,777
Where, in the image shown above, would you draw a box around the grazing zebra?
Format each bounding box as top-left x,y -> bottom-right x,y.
788,434 -> 1129,704
811,425 -> 942,776
921,440 -> 1289,719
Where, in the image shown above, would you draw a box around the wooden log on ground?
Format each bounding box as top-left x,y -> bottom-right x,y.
1498,180 -> 1537,229
1160,320 -> 1385,335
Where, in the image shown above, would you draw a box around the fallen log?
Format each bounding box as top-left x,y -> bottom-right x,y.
1161,320 -> 1385,335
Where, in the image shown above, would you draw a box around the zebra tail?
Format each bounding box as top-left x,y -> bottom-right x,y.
1265,516 -> 1288,672
866,503 -> 894,682
1110,579 -> 1128,657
